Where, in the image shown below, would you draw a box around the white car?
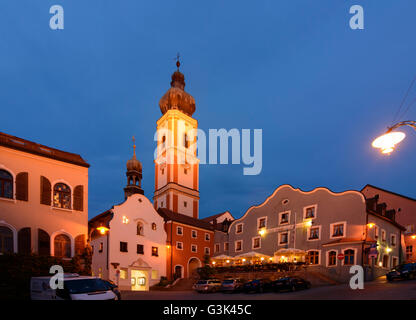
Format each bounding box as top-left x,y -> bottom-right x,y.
31,274 -> 117,300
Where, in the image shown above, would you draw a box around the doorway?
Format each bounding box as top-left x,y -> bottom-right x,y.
131,270 -> 149,291
188,258 -> 201,278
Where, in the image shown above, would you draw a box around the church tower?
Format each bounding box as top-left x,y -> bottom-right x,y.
153,59 -> 199,218
124,137 -> 144,199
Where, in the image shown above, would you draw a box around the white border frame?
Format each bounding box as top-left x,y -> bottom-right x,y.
307,225 -> 322,241
303,204 -> 318,220
235,240 -> 243,252
326,249 -> 338,267
252,236 -> 261,250
278,211 -> 291,225
330,221 -> 347,239
341,247 -> 357,266
257,216 -> 268,230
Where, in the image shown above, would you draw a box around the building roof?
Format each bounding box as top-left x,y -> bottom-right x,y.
157,208 -> 214,231
367,209 -> 406,231
201,211 -> 234,222
0,131 -> 89,168
362,184 -> 416,202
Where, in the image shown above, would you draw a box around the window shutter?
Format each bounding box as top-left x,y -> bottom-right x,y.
18,227 -> 31,254
40,176 -> 51,205
16,172 -> 29,201
38,229 -> 50,256
73,185 -> 84,211
74,234 -> 85,256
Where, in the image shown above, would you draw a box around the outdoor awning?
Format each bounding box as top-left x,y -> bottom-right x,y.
212,254 -> 233,260
274,248 -> 306,256
234,251 -> 271,259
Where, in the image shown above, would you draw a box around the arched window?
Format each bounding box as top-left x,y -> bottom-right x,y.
53,183 -> 71,209
328,251 -> 337,266
137,222 -> 144,236
0,226 -> 14,253
0,169 -> 13,199
344,249 -> 355,266
54,234 -> 71,258
152,223 -> 157,231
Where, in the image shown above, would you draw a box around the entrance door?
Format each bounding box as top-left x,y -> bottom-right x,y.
188,258 -> 201,278
131,270 -> 149,291
174,266 -> 182,280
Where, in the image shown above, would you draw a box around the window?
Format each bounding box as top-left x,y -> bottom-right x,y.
306,251 -> 319,265
0,226 -> 14,254
184,201 -> 187,207
53,183 -> 71,209
205,233 -> 210,241
235,240 -> 243,252
215,243 -> 220,253
0,170 -> 13,199
137,222 -> 144,236
382,255 -> 389,268
258,217 -> 267,229
191,230 -> 197,239
161,201 -> 164,207
381,229 -> 386,242
204,247 -> 210,255
137,244 -> 144,254
176,226 -> 183,236
392,257 -> 398,268
252,237 -> 261,249
184,169 -> 188,175
279,232 -> 288,245
328,251 -> 337,266
236,223 -> 243,234
406,245 -> 413,261
120,268 -> 128,280
54,234 -> 71,258
344,249 -> 355,266
374,225 -> 379,240
161,168 -> 164,175
152,246 -> 159,257
308,227 -> 320,240
331,222 -> 346,238
191,244 -> 197,253
151,223 -> 157,231
176,242 -> 183,250
304,205 -> 317,219
279,212 -> 290,224
184,133 -> 190,148
99,242 -> 103,253
74,234 -> 85,256
390,234 -> 397,247
224,242 -> 229,251
120,242 -> 128,252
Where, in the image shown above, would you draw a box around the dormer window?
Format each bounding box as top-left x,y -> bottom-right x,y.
137,222 -> 144,236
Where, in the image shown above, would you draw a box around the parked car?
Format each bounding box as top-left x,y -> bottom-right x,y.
102,279 -> 121,300
243,279 -> 272,293
386,263 -> 416,281
31,274 -> 117,300
272,277 -> 311,292
220,278 -> 245,293
193,279 -> 222,293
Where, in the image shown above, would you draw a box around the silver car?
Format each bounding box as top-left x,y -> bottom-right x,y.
193,279 -> 222,293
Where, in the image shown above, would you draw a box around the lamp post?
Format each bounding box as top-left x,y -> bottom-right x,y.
372,120 -> 416,154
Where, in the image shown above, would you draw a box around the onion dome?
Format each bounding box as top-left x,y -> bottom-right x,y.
126,139 -> 142,172
159,60 -> 196,116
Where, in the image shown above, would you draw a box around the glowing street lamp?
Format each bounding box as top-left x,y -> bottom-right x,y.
96,225 -> 109,235
258,228 -> 266,236
372,121 -> 416,154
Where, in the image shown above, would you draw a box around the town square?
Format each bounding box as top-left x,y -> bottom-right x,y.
0,1 -> 415,310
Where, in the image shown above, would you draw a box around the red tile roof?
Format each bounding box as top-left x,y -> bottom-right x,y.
157,208 -> 214,231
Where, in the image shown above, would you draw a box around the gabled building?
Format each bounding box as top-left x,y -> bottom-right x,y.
0,132 -> 89,258
89,145 -> 166,291
362,184 -> 416,262
212,184 -> 405,282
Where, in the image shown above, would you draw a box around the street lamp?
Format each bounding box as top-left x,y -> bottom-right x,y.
372,121 -> 416,154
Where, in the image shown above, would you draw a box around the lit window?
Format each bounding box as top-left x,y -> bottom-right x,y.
120,268 -> 128,279
53,183 -> 71,209
137,222 -> 144,236
151,270 -> 159,280
0,170 -> 13,199
152,246 -> 158,257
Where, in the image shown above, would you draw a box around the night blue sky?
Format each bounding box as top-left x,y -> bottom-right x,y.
1,1 -> 415,220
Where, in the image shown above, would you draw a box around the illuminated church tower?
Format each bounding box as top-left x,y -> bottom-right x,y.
153,59 -> 200,218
